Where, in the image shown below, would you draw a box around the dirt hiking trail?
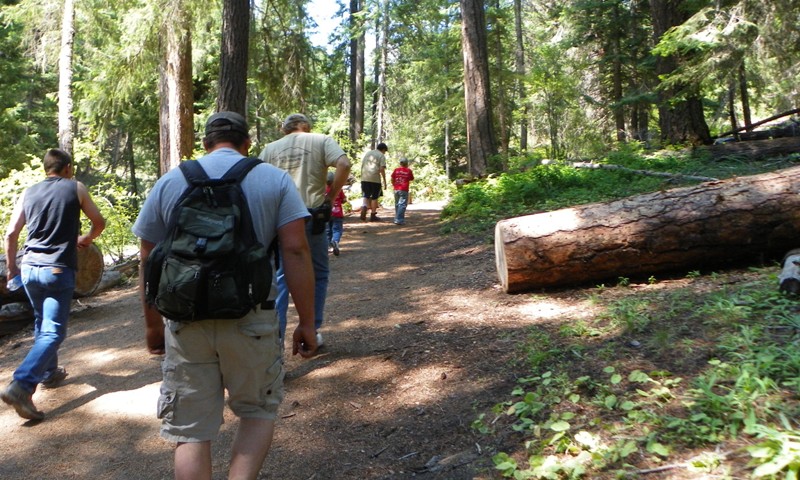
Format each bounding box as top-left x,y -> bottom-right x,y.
0,203 -> 562,480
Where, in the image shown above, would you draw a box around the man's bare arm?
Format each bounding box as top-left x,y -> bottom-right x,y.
278,217 -> 317,357
138,239 -> 165,355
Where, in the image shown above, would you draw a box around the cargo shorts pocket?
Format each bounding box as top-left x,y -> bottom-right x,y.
157,365 -> 177,422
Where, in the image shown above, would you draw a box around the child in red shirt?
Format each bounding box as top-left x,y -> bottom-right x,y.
326,172 -> 347,255
390,158 -> 414,225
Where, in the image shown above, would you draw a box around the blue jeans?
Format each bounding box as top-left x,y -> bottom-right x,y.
327,218 -> 343,244
14,265 -> 76,392
275,221 -> 329,338
394,190 -> 409,224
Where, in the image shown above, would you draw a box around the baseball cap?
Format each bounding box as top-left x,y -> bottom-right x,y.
205,111 -> 249,136
282,113 -> 311,130
399,157 -> 408,165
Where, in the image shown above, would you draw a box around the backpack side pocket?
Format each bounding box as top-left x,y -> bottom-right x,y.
155,255 -> 203,321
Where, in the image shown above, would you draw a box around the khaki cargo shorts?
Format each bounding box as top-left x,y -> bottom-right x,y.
158,308 -> 284,443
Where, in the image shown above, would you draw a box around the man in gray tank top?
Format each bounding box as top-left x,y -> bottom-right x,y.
2,149 -> 106,421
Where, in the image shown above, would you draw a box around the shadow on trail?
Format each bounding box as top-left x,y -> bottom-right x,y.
268,207 -> 516,479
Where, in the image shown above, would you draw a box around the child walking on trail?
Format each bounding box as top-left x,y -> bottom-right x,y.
326,172 -> 346,255
391,158 -> 414,225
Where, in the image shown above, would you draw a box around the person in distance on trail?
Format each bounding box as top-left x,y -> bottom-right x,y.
133,111 -> 317,479
360,143 -> 388,222
390,157 -> 414,225
259,113 -> 352,346
325,171 -> 347,256
1,148 -> 106,421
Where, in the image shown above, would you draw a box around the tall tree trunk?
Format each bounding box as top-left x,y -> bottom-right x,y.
490,0 -> 509,161
727,78 -> 738,133
739,61 -> 752,132
513,0 -> 527,151
611,3 -> 625,142
349,0 -> 365,144
460,0 -> 496,177
217,0 -> 250,115
158,53 -> 170,176
58,0 -> 75,156
374,0 -> 389,145
649,0 -> 711,145
126,132 -> 138,199
159,1 -> 194,176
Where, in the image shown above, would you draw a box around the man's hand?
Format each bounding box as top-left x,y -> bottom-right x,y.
76,234 -> 94,249
292,324 -> 318,358
146,324 -> 165,355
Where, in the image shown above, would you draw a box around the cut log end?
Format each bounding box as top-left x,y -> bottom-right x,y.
495,222 -> 510,293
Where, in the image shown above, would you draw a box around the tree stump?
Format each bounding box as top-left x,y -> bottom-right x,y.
495,166 -> 800,293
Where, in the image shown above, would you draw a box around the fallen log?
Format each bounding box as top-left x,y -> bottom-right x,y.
570,162 -> 717,182
0,302 -> 34,336
0,244 -> 104,303
698,136 -> 800,162
495,165 -> 800,293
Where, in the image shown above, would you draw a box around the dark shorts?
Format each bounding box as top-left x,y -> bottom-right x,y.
361,181 -> 382,200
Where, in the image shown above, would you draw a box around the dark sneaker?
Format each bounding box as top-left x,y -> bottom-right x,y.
370,213 -> 380,222
1,381 -> 44,421
360,207 -> 367,221
332,241 -> 340,256
41,367 -> 68,389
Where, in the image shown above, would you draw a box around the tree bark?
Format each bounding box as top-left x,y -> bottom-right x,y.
373,0 -> 389,146
349,0 -> 365,144
1,244 -> 105,302
649,0 -> 711,145
57,0 -> 75,156
217,0 -> 250,115
513,0 -> 527,151
495,166 -> 800,293
168,17 -> 194,163
738,61 -> 752,132
610,3 -> 626,143
159,0 -> 194,175
460,0 -> 496,177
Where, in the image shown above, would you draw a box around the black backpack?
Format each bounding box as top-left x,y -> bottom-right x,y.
143,157 -> 274,321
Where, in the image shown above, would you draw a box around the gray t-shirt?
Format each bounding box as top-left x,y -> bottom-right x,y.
132,147 -> 309,247
361,149 -> 386,183
259,132 -> 346,209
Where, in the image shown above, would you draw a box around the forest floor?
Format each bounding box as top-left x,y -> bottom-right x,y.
0,202 -> 517,480
0,201 -> 767,479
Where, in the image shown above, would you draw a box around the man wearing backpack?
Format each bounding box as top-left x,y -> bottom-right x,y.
259,113 -> 352,346
133,111 -> 317,480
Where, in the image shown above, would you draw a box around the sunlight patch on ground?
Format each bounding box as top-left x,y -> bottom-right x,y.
390,365 -> 453,405
70,346 -> 149,373
306,357 -> 402,383
86,382 -> 160,417
513,299 -> 591,321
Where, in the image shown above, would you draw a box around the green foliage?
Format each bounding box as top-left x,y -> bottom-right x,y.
441,160 -> 664,237
477,270 -> 800,478
85,178 -> 139,263
0,159 -> 41,244
0,8 -> 57,173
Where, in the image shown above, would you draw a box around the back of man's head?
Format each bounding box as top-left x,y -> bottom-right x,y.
282,114 -> 311,135
377,143 -> 388,153
204,111 -> 250,149
43,149 -> 72,174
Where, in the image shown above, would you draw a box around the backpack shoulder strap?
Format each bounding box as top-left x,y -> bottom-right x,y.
221,157 -> 262,184
178,160 -> 209,185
